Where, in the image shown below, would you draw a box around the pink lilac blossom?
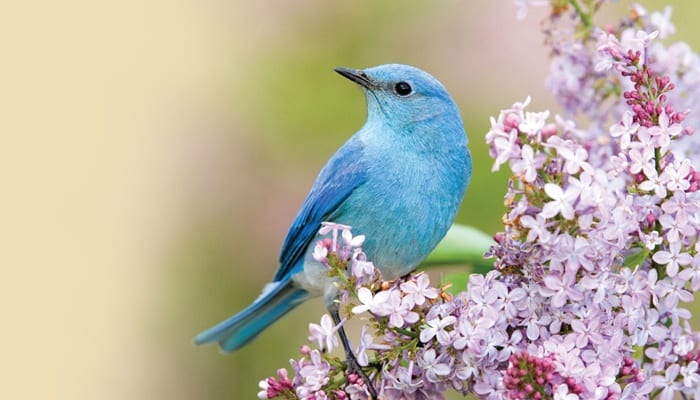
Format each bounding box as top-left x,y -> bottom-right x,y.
257,2 -> 700,399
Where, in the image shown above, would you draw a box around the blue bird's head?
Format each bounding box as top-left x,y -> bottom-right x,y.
335,64 -> 466,144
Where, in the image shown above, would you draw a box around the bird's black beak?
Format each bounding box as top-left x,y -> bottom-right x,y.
335,67 -> 375,90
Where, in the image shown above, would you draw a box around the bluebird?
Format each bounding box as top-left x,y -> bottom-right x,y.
195,64 -> 471,396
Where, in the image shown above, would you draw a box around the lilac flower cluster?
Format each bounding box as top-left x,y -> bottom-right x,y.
483,1 -> 700,398
502,352 -> 583,399
538,1 -> 700,164
258,222 -> 460,400
257,2 -> 700,399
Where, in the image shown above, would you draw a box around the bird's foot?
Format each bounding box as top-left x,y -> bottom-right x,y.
328,300 -> 378,398
344,350 -> 377,399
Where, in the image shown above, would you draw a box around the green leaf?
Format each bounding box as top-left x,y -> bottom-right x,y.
623,246 -> 650,269
440,272 -> 471,296
421,224 -> 494,274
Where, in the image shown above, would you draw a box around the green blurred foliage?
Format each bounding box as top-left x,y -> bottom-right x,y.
163,1 -> 700,399
422,224 -> 494,273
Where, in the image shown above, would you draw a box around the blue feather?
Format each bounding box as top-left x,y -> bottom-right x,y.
275,136 -> 367,281
194,275 -> 309,352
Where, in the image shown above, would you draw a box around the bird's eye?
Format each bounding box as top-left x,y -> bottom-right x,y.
394,81 -> 413,97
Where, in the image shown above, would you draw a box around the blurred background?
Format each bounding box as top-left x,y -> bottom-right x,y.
2,1 -> 699,399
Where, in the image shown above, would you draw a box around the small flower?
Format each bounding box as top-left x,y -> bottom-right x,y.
554,383 -> 579,400
312,240 -> 329,263
622,29 -> 659,64
638,167 -> 668,198
646,341 -> 678,371
648,111 -> 683,147
420,315 -> 457,345
610,110 -> 639,149
400,273 -> 439,306
490,127 -> 519,171
557,144 -> 591,175
678,254 -> 700,290
257,380 -> 269,399
354,325 -> 389,367
650,6 -> 676,39
659,212 -> 694,244
652,241 -> 692,277
319,221 -> 352,250
417,348 -> 452,383
520,213 -> 552,243
641,230 -> 663,250
308,314 -> 341,352
651,363 -> 681,400
511,144 -> 540,182
636,308 -> 668,346
595,31 -> 624,71
570,317 -> 604,348
662,158 -> 691,192
351,258 -> 375,279
628,147 -> 654,174
318,221 -> 352,236
341,229 -> 365,248
257,368 -> 293,399
385,290 -> 419,328
661,191 -> 698,222
351,287 -> 390,316
540,273 -> 584,308
540,183 -> 578,220
680,361 -> 700,389
294,350 -> 331,397
383,361 -> 423,396
520,110 -> 550,135
663,275 -> 693,308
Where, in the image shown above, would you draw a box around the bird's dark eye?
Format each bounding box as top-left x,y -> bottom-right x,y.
394,81 -> 413,97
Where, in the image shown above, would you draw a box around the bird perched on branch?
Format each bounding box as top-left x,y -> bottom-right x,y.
195,63 -> 471,398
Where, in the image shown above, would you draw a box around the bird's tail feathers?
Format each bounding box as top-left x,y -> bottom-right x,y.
194,277 -> 308,352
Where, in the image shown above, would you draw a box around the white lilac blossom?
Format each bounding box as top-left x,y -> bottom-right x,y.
308,314 -> 341,352
257,2 -> 700,399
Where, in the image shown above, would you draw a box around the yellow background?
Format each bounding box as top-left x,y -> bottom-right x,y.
2,1 -> 698,399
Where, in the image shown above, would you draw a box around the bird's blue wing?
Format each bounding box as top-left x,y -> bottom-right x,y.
274,137 -> 367,281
